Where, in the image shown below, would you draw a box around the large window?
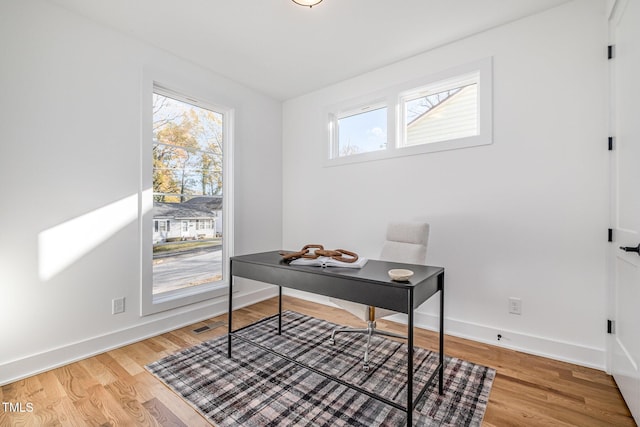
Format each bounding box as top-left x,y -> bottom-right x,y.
142,82 -> 233,315
327,58 -> 492,165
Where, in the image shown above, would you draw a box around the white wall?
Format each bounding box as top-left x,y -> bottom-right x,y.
0,0 -> 282,384
282,0 -> 609,368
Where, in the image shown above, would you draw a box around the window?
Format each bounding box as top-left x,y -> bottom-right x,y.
401,71 -> 479,147
332,105 -> 387,158
141,80 -> 233,316
326,58 -> 492,165
152,90 -> 224,291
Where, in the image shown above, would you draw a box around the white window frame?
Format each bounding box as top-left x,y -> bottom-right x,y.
329,101 -> 389,159
325,57 -> 492,167
141,78 -> 234,316
399,70 -> 480,149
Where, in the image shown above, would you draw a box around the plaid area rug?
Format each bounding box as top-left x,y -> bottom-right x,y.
147,311 -> 495,426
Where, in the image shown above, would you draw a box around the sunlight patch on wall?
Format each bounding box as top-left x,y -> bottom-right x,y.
38,193 -> 140,281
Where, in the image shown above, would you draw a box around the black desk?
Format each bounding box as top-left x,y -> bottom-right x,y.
227,250 -> 445,426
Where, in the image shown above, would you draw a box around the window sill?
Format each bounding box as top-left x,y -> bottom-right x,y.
324,134 -> 492,167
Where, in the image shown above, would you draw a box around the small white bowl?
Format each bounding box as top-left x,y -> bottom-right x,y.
388,269 -> 414,281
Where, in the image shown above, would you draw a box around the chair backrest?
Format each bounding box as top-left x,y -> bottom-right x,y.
379,221 -> 429,265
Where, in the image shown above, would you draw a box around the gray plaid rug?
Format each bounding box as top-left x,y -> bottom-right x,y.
147,311 -> 495,426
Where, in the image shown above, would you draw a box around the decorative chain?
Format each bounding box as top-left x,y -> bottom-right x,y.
280,244 -> 358,263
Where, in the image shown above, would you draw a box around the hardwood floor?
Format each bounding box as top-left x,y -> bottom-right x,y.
1,296 -> 635,426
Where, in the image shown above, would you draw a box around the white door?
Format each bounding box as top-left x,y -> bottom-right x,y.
610,0 -> 640,422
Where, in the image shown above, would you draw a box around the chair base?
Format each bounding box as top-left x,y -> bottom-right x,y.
329,321 -> 406,371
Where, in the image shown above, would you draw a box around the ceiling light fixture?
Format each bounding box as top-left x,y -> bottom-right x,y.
292,0 -> 323,8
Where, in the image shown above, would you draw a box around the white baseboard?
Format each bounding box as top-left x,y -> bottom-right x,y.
285,290 -> 606,371
406,312 -> 606,371
3,286 -> 605,387
0,287 -> 278,386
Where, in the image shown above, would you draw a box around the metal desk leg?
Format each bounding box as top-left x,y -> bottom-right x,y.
278,286 -> 282,335
227,263 -> 234,358
438,271 -> 445,395
407,288 -> 414,426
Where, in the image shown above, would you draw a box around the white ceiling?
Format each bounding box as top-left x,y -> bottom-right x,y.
50,0 -> 571,100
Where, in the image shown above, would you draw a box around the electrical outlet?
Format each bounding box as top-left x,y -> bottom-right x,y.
112,297 -> 125,314
497,333 -> 511,341
508,297 -> 522,315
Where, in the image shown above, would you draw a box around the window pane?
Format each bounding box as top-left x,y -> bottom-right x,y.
337,106 -> 387,157
152,93 -> 223,296
403,73 -> 479,147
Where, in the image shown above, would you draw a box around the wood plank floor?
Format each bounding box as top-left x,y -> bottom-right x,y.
1,296 -> 635,426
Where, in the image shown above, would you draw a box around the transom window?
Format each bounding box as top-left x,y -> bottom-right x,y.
401,71 -> 479,147
333,105 -> 387,158
327,58 -> 492,165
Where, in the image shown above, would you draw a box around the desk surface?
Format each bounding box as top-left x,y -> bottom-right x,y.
231,250 -> 444,313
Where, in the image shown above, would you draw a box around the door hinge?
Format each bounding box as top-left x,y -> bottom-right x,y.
608,136 -> 614,151
608,228 -> 613,242
607,319 -> 615,334
608,45 -> 615,60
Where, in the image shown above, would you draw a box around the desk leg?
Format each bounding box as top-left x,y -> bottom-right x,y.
438,271 -> 445,395
227,264 -> 233,358
407,288 -> 414,426
278,286 -> 282,335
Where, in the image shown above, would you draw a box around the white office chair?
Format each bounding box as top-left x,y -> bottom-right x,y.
329,221 -> 430,371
